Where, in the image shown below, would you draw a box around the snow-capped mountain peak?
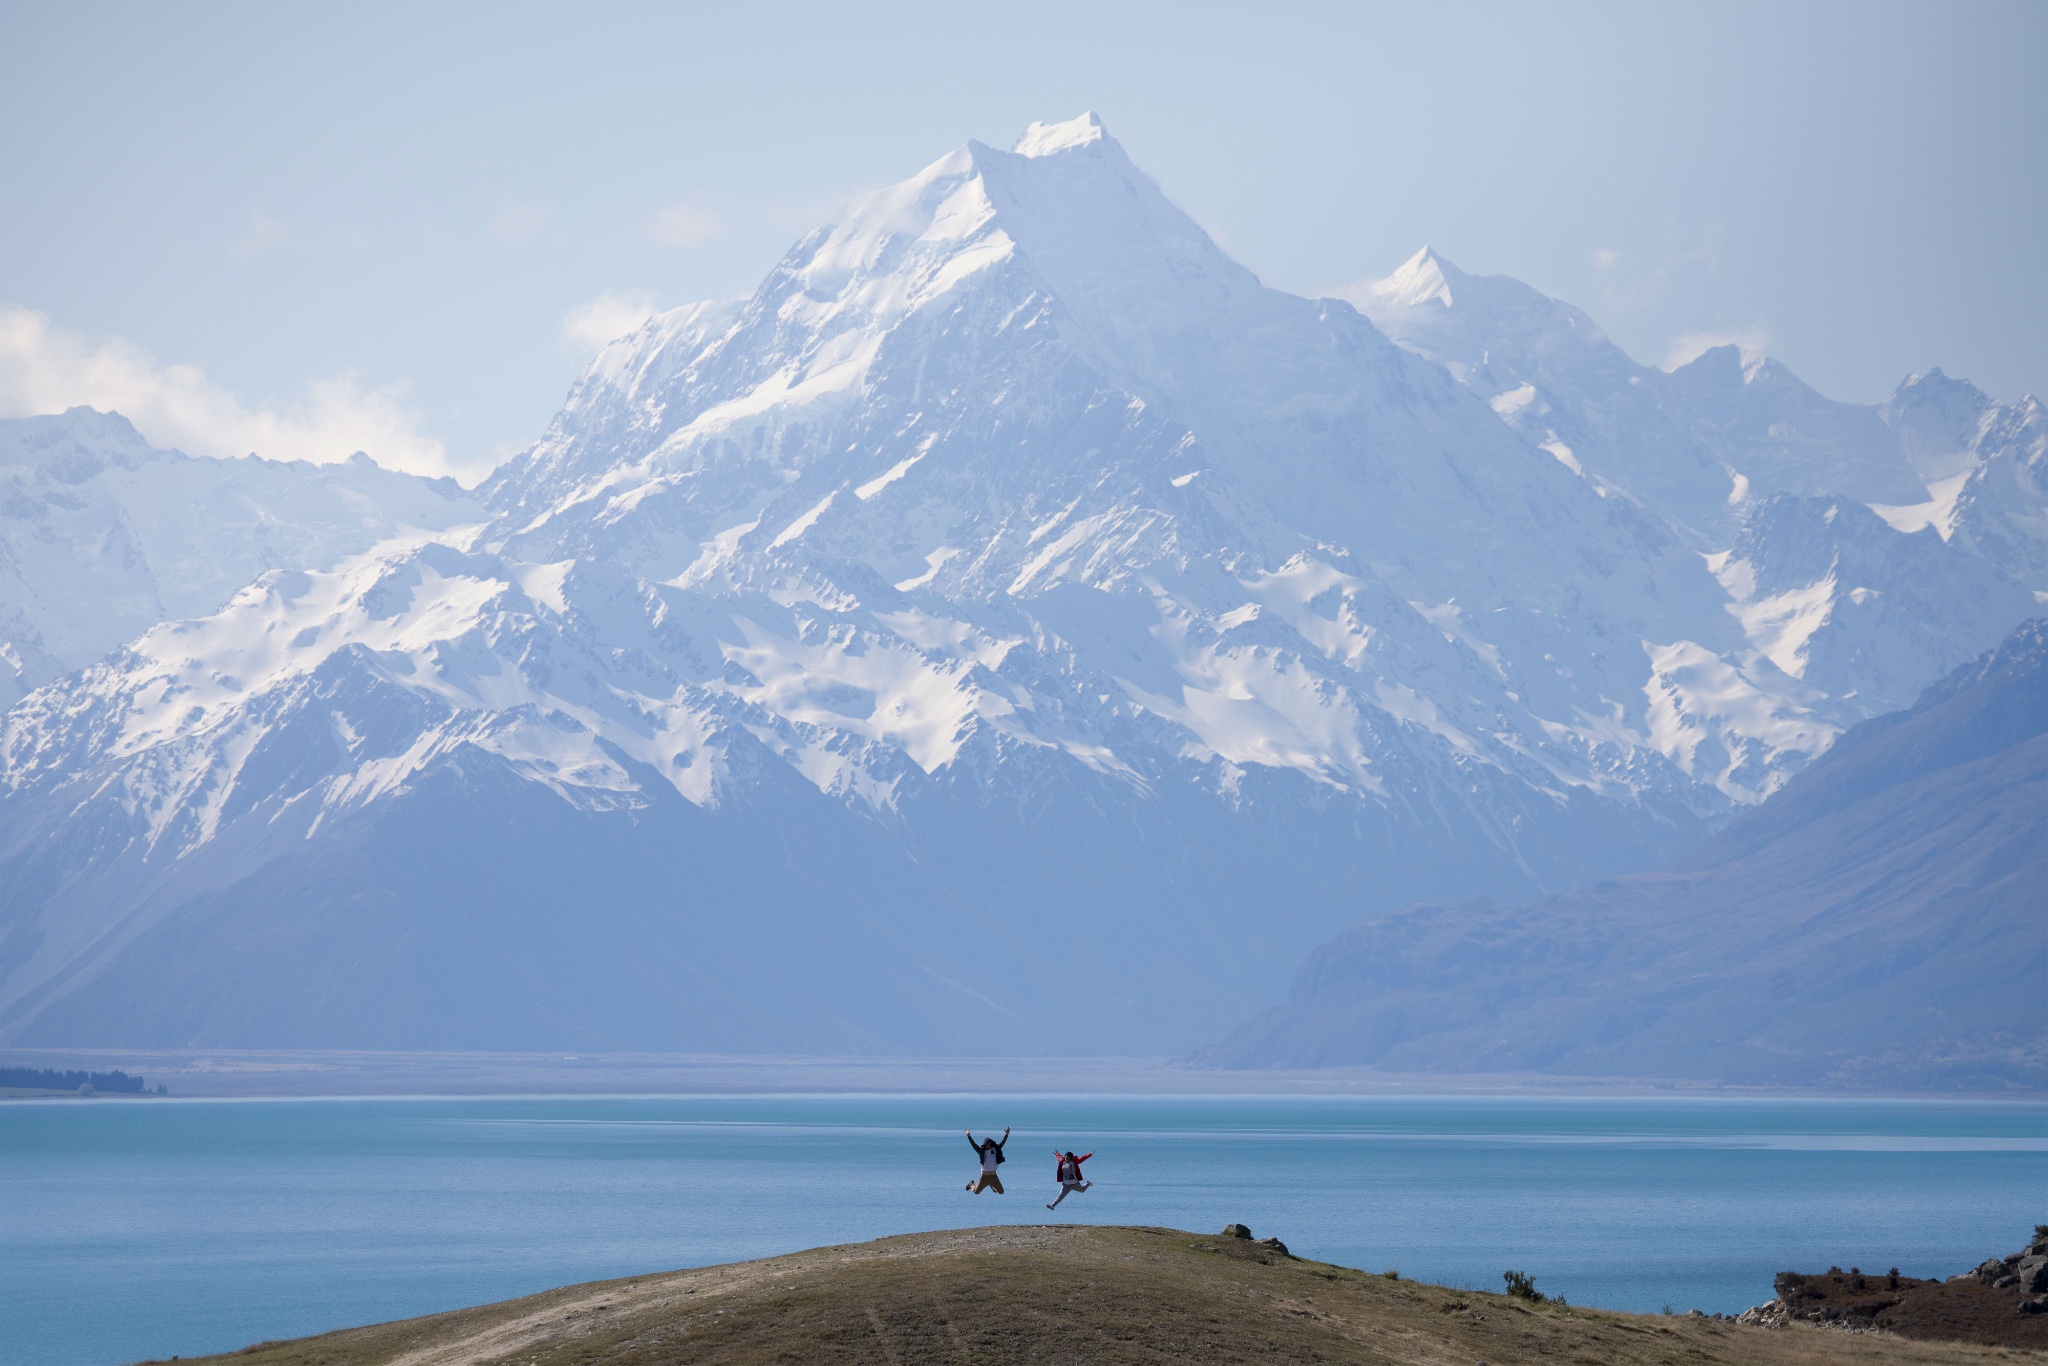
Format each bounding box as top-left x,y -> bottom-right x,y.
1880,366 -> 1997,484
1011,110 -> 1108,157
1359,245 -> 1463,312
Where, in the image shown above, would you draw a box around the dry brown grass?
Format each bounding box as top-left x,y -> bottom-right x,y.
166,1225 -> 2045,1366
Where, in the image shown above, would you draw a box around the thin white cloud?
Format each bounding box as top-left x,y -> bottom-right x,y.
1663,327 -> 1773,371
1590,246 -> 1620,273
558,289 -> 661,358
0,304 -> 479,483
488,201 -> 557,247
646,201 -> 726,251
232,210 -> 292,260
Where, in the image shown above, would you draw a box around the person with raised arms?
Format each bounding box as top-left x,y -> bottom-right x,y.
1046,1148 -> 1093,1209
964,1126 -> 1009,1194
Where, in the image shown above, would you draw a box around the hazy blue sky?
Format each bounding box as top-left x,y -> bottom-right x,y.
1,0 -> 2041,481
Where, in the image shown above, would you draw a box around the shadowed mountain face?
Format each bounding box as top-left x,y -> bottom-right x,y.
0,115 -> 2041,1057
1198,619 -> 2048,1089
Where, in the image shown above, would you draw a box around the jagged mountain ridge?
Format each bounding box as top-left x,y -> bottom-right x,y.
0,408 -> 482,709
1351,247 -> 1932,521
1351,248 -> 2045,719
0,114 -> 2039,1054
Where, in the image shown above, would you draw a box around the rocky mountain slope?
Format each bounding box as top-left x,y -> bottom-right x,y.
0,115 -> 2040,1057
1198,618 -> 2048,1088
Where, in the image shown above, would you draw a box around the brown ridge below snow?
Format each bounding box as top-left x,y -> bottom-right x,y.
162,1225 -> 2043,1366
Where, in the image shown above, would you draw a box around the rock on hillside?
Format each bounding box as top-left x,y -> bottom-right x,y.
1748,1226 -> 2048,1347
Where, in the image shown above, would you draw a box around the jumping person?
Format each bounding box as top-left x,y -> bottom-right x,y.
964,1126 -> 1009,1194
1046,1148 -> 1093,1209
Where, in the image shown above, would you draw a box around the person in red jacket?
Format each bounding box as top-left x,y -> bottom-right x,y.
1046,1148 -> 1093,1209
965,1126 -> 1009,1194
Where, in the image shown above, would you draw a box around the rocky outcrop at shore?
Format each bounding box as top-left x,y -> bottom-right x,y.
1737,1226 -> 2048,1348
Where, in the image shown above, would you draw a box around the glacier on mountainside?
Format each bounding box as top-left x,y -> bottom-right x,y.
0,114 -> 2040,1055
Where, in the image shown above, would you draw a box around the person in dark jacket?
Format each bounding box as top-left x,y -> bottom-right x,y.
964,1126 -> 1009,1194
1047,1149 -> 1093,1209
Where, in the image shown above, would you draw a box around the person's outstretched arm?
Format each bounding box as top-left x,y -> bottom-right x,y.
965,1130 -> 981,1156
1077,1152 -> 1092,1164
995,1127 -> 1010,1151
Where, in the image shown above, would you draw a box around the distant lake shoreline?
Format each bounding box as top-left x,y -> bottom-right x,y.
5,1048 -> 2046,1100
4,1093 -> 2042,1366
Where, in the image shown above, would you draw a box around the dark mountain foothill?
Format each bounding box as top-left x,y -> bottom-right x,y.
1199,619 -> 2048,1089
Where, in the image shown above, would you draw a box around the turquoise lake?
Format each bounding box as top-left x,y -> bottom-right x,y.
2,1093 -> 2043,1366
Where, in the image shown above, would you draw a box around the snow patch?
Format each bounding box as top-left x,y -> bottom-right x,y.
855,446 -> 929,500
1641,640 -> 1836,803
1870,470 -> 1971,539
1490,383 -> 1538,419
771,491 -> 838,549
1540,438 -> 1584,477
894,546 -> 962,592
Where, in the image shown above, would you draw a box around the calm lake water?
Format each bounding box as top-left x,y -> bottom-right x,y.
2,1093 -> 2043,1366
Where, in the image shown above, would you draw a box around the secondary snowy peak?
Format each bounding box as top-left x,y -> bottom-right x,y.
1867,375 -> 2045,567
1358,246 -> 1463,311
1011,111 -> 1107,157
1356,244 -> 1954,525
0,408 -> 482,708
1657,345 -> 1928,505
1881,368 -> 1996,484
1947,394 -> 2048,591
1709,493 -> 2037,713
1348,247 -> 1727,524
1347,247 -> 1619,364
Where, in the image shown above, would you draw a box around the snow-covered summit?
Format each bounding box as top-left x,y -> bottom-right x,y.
1011,110 -> 1108,157
498,113 -> 1268,508
1881,367 -> 1999,484
1357,246 -> 1462,312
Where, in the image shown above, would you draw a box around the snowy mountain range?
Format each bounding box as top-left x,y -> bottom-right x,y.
0,408 -> 480,709
0,114 -> 2040,1057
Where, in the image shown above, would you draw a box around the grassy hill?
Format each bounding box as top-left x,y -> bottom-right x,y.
165,1225 -> 2035,1365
